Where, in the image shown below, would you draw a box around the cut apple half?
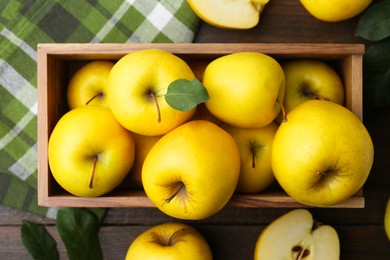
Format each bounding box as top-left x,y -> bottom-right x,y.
254,209 -> 340,260
188,0 -> 269,29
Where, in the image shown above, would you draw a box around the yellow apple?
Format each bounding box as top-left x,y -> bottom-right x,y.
203,52 -> 285,128
129,132 -> 162,187
190,103 -> 223,126
67,60 -> 114,109
125,222 -> 212,260
48,106 -> 135,197
272,100 -> 374,206
254,209 -> 340,259
282,59 -> 344,114
107,48 -> 196,136
188,0 -> 269,29
300,0 -> 373,22
222,122 -> 278,194
385,197 -> 390,240
142,120 -> 240,220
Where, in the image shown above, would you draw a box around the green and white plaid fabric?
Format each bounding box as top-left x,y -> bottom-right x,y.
0,0 -> 200,218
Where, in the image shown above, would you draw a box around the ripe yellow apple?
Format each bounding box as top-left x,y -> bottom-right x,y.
385,197 -> 390,240
222,122 -> 278,194
190,103 -> 223,126
254,209 -> 340,259
129,132 -> 162,187
203,52 -> 285,128
67,60 -> 114,109
48,106 -> 135,197
272,100 -> 374,206
300,0 -> 373,22
107,49 -> 196,136
125,222 -> 212,260
282,59 -> 344,114
142,120 -> 240,220
188,0 -> 269,29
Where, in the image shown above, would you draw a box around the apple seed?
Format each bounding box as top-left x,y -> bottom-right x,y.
291,245 -> 310,259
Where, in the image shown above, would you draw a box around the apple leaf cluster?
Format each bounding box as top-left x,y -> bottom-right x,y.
165,78 -> 210,111
21,208 -> 107,260
355,0 -> 390,111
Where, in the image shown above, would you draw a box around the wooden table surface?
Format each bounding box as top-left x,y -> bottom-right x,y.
1,1 -> 389,259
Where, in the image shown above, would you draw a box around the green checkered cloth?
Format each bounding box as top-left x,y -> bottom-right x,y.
0,0 -> 200,218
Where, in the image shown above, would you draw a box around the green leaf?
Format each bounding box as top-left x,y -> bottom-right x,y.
364,37 -> 390,72
85,208 -> 108,224
165,78 -> 210,111
56,208 -> 103,260
355,0 -> 390,41
21,220 -> 59,260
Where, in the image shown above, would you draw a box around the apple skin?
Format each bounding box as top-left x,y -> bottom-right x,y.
254,209 -> 340,260
67,60 -> 114,109
107,49 -> 196,136
282,59 -> 344,114
222,122 -> 278,194
129,133 -> 162,187
300,0 -> 373,22
272,100 -> 374,206
125,222 -> 212,260
385,197 -> 390,240
203,52 -> 285,128
142,120 -> 240,220
48,106 -> 135,197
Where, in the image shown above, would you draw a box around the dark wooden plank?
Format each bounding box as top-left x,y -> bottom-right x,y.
1,225 -> 388,260
194,0 -> 369,44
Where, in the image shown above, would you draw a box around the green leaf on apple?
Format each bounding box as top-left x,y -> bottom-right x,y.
56,208 -> 103,260
21,220 -> 60,260
165,78 -> 210,111
355,0 -> 390,41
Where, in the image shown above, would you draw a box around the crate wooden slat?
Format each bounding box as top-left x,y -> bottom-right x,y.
37,43 -> 365,208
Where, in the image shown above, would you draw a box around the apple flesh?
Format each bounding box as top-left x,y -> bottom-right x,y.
272,100 -> 374,206
188,0 -> 269,29
142,120 -> 240,220
126,222 -> 212,260
255,209 -> 340,260
48,106 -> 135,197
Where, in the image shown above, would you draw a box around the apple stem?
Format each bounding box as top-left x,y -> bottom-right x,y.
165,182 -> 185,203
150,91 -> 161,123
250,143 -> 257,168
88,155 -> 98,189
277,99 -> 287,123
85,92 -> 104,105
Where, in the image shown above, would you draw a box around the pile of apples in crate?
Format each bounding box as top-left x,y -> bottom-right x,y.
48,48 -> 374,259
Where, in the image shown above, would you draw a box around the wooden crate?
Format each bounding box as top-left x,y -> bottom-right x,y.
37,43 -> 365,208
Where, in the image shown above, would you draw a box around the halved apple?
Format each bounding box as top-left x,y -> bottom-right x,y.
188,0 -> 269,29
254,209 -> 340,260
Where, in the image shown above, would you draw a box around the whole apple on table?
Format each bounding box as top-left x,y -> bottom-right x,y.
48,48 -> 373,220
